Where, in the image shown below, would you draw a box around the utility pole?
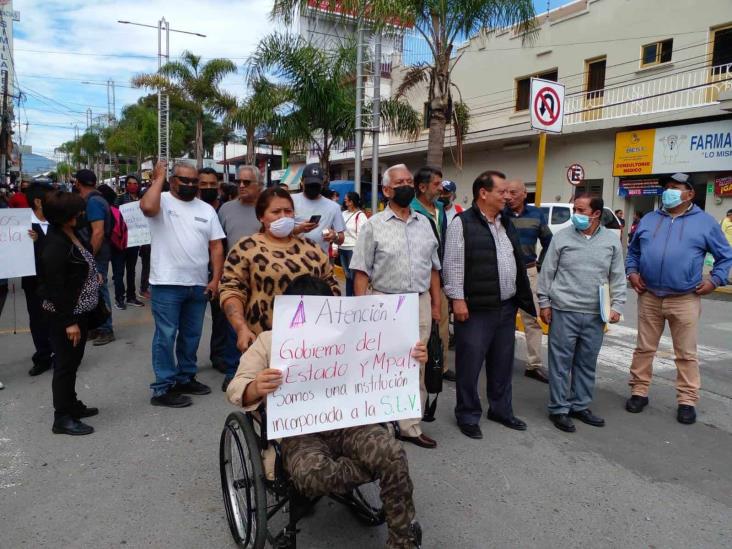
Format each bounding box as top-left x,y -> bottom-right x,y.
370,31 -> 382,215
118,19 -> 205,176
74,125 -> 80,171
353,13 -> 365,197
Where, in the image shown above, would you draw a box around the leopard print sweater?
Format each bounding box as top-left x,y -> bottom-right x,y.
219,232 -> 341,335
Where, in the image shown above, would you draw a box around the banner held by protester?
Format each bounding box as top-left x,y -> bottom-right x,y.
268,293 -> 420,439
0,208 -> 35,278
119,202 -> 151,247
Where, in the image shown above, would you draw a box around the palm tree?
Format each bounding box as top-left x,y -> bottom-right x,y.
272,0 -> 536,168
132,50 -> 237,169
249,32 -> 421,178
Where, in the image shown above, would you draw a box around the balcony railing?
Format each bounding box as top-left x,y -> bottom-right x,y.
564,62 -> 732,125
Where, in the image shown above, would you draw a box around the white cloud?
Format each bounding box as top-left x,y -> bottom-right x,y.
14,0 -> 279,157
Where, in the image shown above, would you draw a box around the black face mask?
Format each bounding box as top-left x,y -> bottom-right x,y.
303,182 -> 322,199
200,188 -> 219,204
391,185 -> 415,208
438,196 -> 451,207
176,184 -> 198,201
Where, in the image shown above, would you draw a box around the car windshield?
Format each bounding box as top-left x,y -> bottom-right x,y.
602,208 -> 621,229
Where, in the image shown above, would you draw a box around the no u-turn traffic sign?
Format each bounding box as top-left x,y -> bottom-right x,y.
530,78 -> 565,134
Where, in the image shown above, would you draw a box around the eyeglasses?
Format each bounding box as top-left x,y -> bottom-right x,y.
175,176 -> 199,185
235,179 -> 256,186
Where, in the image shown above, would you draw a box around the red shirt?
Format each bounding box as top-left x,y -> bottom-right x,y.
8,192 -> 29,208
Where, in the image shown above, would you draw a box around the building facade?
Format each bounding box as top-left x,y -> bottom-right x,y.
328,0 -> 732,223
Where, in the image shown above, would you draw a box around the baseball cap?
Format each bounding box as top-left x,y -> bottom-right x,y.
663,172 -> 692,189
302,163 -> 324,185
74,169 -> 97,187
442,180 -> 457,193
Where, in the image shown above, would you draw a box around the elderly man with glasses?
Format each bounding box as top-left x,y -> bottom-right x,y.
140,161 -> 226,408
217,165 -> 264,247
350,164 -> 442,449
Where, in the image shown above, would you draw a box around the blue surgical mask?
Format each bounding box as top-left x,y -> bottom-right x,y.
662,188 -> 683,209
571,213 -> 590,230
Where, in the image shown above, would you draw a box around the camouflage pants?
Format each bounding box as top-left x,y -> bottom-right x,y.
281,424 -> 416,549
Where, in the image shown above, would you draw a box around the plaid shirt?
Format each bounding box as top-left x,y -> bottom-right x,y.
443,212 -> 517,301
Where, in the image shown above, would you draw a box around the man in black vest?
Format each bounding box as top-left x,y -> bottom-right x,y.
443,170 -> 536,439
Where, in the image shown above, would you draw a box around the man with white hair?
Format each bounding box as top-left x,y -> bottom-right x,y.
350,164 -> 442,449
217,165 -> 264,248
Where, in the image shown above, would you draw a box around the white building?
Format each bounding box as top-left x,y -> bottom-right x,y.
328,0 -> 732,222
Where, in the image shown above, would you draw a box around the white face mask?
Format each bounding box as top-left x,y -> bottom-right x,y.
268,216 -> 295,238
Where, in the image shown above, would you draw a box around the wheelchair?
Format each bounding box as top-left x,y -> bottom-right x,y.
219,408 -> 386,548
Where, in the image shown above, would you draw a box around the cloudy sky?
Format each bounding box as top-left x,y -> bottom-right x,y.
14,0 -> 277,158
13,0 -> 561,160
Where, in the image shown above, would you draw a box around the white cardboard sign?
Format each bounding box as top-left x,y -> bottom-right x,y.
0,208 -> 36,278
119,202 -> 151,247
267,293 -> 421,439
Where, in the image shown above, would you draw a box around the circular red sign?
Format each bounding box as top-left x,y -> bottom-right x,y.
533,87 -> 561,126
566,164 -> 585,185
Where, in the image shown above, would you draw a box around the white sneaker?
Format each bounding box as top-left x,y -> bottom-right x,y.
0,381 -> 5,389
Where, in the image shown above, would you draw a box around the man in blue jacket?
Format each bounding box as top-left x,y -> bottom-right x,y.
625,173 -> 732,425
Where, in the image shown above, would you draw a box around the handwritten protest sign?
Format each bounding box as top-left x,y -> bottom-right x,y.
268,293 -> 421,439
119,202 -> 151,247
0,208 -> 35,278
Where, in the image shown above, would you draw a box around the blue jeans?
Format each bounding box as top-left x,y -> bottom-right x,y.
547,309 -> 605,415
96,256 -> 113,333
339,248 -> 354,297
150,284 -> 208,396
110,249 -> 126,303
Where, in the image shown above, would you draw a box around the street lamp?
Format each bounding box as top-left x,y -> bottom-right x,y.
118,19 -> 206,172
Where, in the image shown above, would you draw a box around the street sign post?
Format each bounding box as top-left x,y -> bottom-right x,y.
530,78 -> 565,134
531,78 -> 566,207
566,163 -> 585,186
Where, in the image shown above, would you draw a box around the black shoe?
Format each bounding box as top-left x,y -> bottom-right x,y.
408,520 -> 423,548
442,369 -> 456,382
93,331 -> 115,346
221,376 -> 233,392
625,395 -> 649,413
549,413 -> 576,433
28,361 -> 52,376
150,392 -> 193,408
486,411 -> 527,431
114,299 -> 126,310
569,408 -> 605,427
171,378 -> 211,395
71,404 -> 99,419
52,416 -> 94,436
677,404 -> 696,425
126,298 -> 145,307
211,361 -> 228,374
524,367 -> 549,384
458,423 -> 483,439
87,329 -> 99,341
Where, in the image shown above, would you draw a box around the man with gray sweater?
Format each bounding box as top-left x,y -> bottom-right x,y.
537,194 -> 626,433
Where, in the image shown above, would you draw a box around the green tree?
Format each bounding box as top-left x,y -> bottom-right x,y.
132,50 -> 237,168
249,32 -> 421,178
273,0 -> 536,168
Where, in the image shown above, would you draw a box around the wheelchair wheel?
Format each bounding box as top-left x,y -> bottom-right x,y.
220,411 -> 268,548
332,480 -> 386,526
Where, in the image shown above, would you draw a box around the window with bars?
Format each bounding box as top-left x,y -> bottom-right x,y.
574,179 -> 604,198
515,69 -> 559,111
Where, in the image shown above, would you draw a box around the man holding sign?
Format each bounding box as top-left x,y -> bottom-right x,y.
226,275 -> 425,549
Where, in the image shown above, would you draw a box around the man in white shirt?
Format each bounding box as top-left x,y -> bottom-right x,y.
291,163 -> 345,252
141,161 -> 226,408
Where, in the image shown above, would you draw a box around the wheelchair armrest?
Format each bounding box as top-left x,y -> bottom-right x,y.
251,403 -> 269,451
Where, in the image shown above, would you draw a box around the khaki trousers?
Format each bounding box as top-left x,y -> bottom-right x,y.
370,290 -> 430,438
439,290 -> 450,372
629,292 -> 702,405
518,266 -> 543,370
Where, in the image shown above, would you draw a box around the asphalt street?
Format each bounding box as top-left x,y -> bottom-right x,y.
1,280 -> 731,548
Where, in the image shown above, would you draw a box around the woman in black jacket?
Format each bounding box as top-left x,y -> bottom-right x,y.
39,190 -> 101,436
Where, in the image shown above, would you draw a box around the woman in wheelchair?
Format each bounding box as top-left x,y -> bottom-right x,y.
225,275 -> 425,548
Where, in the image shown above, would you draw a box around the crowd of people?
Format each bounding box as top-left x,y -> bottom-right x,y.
1,161 -> 732,548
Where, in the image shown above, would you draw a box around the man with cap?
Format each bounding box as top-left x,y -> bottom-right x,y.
73,169 -> 115,346
439,180 -> 463,226
506,178 -> 553,383
626,173 -> 732,425
291,163 -> 345,252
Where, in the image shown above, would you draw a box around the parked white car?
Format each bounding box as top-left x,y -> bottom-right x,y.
531,202 -> 623,239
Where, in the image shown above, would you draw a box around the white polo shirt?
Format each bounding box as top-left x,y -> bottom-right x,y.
148,192 -> 225,286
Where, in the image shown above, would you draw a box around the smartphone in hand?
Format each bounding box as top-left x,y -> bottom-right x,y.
308,215 -> 322,224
